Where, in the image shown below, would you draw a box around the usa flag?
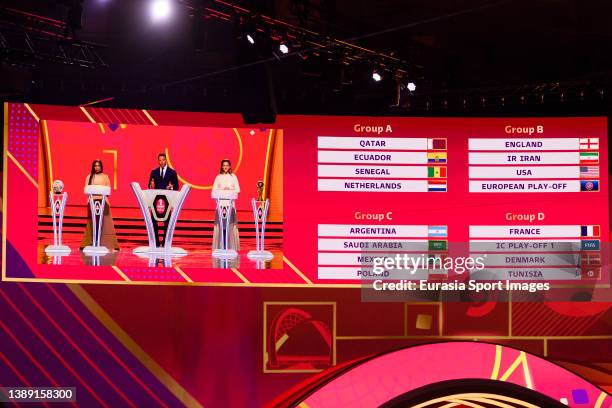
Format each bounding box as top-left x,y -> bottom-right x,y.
580,166 -> 599,178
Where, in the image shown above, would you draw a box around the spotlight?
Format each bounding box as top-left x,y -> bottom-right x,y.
407,82 -> 416,92
372,71 -> 382,82
279,43 -> 289,54
246,34 -> 255,44
150,0 -> 172,23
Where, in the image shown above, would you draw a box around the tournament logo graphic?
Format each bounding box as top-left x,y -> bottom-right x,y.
156,198 -> 166,215
264,303 -> 335,372
153,195 -> 170,219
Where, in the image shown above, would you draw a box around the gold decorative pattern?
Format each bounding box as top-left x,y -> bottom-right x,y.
79,106 -> 96,123
491,345 -> 533,389
174,266 -> 193,283
24,103 -> 40,122
230,268 -> 250,283
411,393 -> 539,408
282,255 -> 313,284
164,128 -> 243,190
142,109 -> 158,126
111,266 -> 131,282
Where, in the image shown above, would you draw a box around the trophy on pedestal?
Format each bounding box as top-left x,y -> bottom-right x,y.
45,180 -> 71,255
248,181 -> 273,261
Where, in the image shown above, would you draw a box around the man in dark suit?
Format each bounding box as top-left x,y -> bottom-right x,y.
148,153 -> 179,247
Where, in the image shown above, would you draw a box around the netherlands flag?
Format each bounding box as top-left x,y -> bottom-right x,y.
428,180 -> 447,192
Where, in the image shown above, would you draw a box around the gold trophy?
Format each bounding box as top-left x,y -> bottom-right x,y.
256,180 -> 265,201
249,180 -> 273,261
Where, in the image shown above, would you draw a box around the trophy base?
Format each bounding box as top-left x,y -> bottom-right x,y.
82,245 -> 109,255
45,245 -> 71,255
132,246 -> 188,256
247,250 -> 274,261
212,249 -> 238,259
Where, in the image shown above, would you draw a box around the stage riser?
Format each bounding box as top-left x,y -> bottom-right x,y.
38,219 -> 283,232
39,215 -> 283,225
38,217 -> 284,236
39,226 -> 283,234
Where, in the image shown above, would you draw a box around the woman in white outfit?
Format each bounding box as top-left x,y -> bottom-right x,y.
211,159 -> 240,251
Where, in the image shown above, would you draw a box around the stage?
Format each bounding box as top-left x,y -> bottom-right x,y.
33,207 -> 291,284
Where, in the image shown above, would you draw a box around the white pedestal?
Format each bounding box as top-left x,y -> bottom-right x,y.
213,248 -> 238,259
45,245 -> 71,255
133,246 -> 187,256
82,245 -> 109,255
247,250 -> 273,260
249,198 -> 272,263
46,191 -> 71,255
130,183 -> 191,257
212,191 -> 238,260
83,185 -> 111,257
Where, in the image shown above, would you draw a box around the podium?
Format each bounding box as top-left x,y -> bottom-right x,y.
212,190 -> 238,259
45,190 -> 71,255
131,182 -> 191,255
82,185 -> 111,255
247,198 -> 273,260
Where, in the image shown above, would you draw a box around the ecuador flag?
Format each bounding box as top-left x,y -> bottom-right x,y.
427,152 -> 447,163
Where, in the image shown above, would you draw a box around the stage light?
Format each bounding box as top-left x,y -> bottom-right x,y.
372,72 -> 382,82
279,43 -> 289,54
150,0 -> 172,23
407,82 -> 416,91
247,34 -> 255,44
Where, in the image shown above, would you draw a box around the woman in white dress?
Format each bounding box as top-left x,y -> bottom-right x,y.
211,159 -> 240,251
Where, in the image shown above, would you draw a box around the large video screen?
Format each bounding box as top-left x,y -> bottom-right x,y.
281,116 -> 609,292
3,104 -> 609,297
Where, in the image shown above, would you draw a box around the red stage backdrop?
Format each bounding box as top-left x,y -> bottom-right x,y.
42,120 -> 273,211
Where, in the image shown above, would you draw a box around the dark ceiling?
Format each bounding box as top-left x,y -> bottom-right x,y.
1,0 -> 611,115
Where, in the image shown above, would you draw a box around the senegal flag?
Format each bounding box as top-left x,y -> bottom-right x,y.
427,166 -> 447,178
